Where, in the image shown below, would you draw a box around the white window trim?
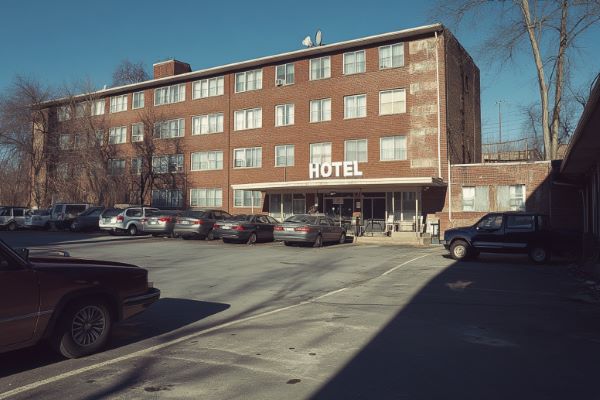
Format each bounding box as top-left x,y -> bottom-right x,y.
343,94 -> 367,120
378,88 -> 407,116
233,147 -> 262,169
132,91 -> 145,109
154,83 -> 186,106
152,154 -> 184,174
379,135 -> 407,161
190,188 -> 223,208
343,50 -> 366,75
309,142 -> 332,164
274,144 -> 295,167
234,108 -> 262,131
274,104 -> 294,127
309,98 -> 332,123
154,118 -> 185,139
233,190 -> 262,208
192,76 -> 225,99
191,113 -> 224,135
110,95 -> 128,113
344,139 -> 368,163
378,43 -> 405,70
309,56 -> 331,81
109,126 -> 127,145
275,63 -> 295,86
235,69 -> 263,93
131,123 -> 144,142
190,150 -> 224,172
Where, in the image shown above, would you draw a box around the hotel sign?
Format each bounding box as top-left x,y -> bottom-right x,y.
309,161 -> 363,179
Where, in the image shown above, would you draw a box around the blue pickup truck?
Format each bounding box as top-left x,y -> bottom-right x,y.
441,212 -> 570,264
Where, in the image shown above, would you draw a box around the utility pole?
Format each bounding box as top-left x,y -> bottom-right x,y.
496,100 -> 504,144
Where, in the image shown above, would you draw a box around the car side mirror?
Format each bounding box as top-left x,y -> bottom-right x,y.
17,247 -> 29,262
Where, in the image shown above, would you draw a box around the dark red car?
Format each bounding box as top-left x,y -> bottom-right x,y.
0,239 -> 159,358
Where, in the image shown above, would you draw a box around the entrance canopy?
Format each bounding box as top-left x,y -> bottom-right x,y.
231,177 -> 446,192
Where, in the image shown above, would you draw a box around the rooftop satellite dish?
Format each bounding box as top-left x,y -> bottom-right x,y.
315,29 -> 323,46
302,35 -> 313,47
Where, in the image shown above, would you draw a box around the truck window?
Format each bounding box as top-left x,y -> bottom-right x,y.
477,215 -> 503,230
506,215 -> 535,231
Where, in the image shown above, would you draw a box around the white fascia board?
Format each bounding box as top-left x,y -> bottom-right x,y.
231,177 -> 446,191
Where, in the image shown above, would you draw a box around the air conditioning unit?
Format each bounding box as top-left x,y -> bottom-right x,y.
275,79 -> 285,86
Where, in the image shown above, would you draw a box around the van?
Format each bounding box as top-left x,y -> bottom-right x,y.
0,206 -> 27,231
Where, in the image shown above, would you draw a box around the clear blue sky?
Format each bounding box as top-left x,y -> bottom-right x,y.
2,0 -> 599,143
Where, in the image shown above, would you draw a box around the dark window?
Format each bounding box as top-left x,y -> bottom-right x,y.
319,218 -> 330,226
267,216 -> 279,224
507,215 -> 535,230
102,208 -> 122,218
257,216 -> 269,224
183,210 -> 206,218
477,214 -> 503,230
87,209 -> 103,217
126,209 -> 142,217
65,205 -> 87,216
13,209 -> 25,217
285,215 -> 317,224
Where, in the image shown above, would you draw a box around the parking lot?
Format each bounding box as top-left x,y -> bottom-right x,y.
1,230 -> 600,399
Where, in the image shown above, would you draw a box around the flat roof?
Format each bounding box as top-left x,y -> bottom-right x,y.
231,177 -> 446,191
41,23 -> 443,107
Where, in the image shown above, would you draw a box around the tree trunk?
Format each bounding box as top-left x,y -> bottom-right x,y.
550,0 -> 568,160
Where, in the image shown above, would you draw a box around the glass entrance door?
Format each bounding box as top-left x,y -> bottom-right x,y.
362,197 -> 386,232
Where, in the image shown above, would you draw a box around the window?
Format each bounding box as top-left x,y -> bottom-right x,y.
234,190 -> 261,207
235,69 -> 263,93
380,136 -> 407,161
310,142 -> 332,164
131,157 -> 142,175
477,214 -> 503,230
191,151 -> 223,171
379,89 -> 406,115
109,126 -> 127,144
234,108 -> 262,131
152,189 -> 183,208
132,91 -> 145,109
233,147 -> 262,168
154,83 -> 186,105
379,43 -> 404,69
110,95 -> 127,113
131,123 -> 144,142
192,76 -> 224,99
91,100 -> 105,116
310,56 -> 331,80
462,186 -> 489,212
344,94 -> 367,119
59,134 -> 72,150
506,215 -> 535,230
190,188 -> 222,207
344,50 -> 366,74
275,63 -> 294,85
275,145 -> 294,167
497,184 -> 526,211
75,103 -> 86,118
153,119 -> 185,139
108,159 -> 125,176
95,130 -> 104,145
275,104 -> 294,127
57,106 -> 71,122
73,134 -> 84,149
152,154 -> 184,173
192,113 -> 224,135
345,139 -> 367,162
310,98 -> 331,122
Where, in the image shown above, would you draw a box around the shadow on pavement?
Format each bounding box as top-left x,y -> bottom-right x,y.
0,298 -> 229,379
0,231 -> 154,249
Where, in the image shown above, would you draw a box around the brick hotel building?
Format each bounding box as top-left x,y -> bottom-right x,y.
36,24 -> 488,232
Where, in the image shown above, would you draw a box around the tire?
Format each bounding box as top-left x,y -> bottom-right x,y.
313,234 -> 323,248
339,232 -> 347,245
222,238 -> 233,244
52,299 -> 112,359
528,245 -> 549,264
284,241 -> 293,246
450,240 -> 470,261
128,225 -> 138,236
70,223 -> 78,232
7,222 -> 16,232
247,232 -> 257,245
44,222 -> 51,230
182,235 -> 192,240
206,229 -> 215,241
108,230 -> 117,236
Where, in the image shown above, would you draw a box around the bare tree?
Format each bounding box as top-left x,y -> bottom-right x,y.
112,60 -> 149,87
432,0 -> 600,159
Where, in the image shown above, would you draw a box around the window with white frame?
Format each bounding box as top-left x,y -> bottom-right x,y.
59,134 -> 72,150
235,69 -> 263,93
192,76 -> 224,99
91,100 -> 105,116
73,134 -> 83,149
275,104 -> 294,126
75,103 -> 86,118
275,144 -> 294,167
310,98 -> 331,122
310,56 -> 331,80
153,118 -> 185,139
234,190 -> 261,208
152,189 -> 183,208
345,139 -> 367,162
497,184 -> 526,211
462,186 -> 490,212
108,159 -> 125,176
192,113 -> 224,135
380,136 -> 407,161
57,106 -> 71,122
131,123 -> 144,142
131,157 -> 143,175
344,94 -> 367,119
110,95 -> 127,113
191,151 -> 223,171
379,43 -> 404,69
310,142 -> 332,164
190,188 -> 222,207
344,50 -> 366,74
234,108 -> 262,130
275,63 -> 294,85
379,89 -> 406,115
233,147 -> 262,168
154,83 -> 186,106
95,130 -> 104,145
132,91 -> 145,109
152,154 -> 184,174
109,126 -> 127,144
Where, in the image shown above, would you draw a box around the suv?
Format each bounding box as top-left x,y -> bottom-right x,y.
99,206 -> 158,236
441,212 -> 555,263
0,206 -> 27,231
24,208 -> 52,230
50,203 -> 92,229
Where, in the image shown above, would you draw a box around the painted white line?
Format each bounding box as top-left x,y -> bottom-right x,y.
381,253 -> 432,276
0,288 -> 347,400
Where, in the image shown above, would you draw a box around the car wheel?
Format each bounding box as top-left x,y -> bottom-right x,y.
182,235 -> 192,240
128,225 -> 138,236
528,246 -> 549,264
450,240 -> 470,261
151,233 -> 161,237
339,232 -> 347,244
7,222 -> 16,232
247,232 -> 257,245
284,241 -> 293,246
222,238 -> 233,244
53,299 -> 112,359
206,230 -> 215,241
44,222 -> 51,230
313,234 -> 323,248
70,223 -> 78,232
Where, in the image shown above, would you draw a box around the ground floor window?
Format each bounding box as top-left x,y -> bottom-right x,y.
152,189 -> 183,208
497,184 -> 525,211
268,193 -> 305,220
462,186 -> 489,212
190,188 -> 222,207
234,190 -> 262,208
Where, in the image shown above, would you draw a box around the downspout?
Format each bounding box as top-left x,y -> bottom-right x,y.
435,31 -> 442,178
448,159 -> 452,224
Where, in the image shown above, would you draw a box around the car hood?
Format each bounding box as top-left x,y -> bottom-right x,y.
29,256 -> 141,270
444,226 -> 475,236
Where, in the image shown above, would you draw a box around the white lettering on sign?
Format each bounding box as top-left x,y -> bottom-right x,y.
309,161 -> 363,179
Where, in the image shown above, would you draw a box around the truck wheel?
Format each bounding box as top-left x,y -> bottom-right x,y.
450,240 -> 470,261
53,299 -> 112,358
528,246 -> 549,264
7,222 -> 17,231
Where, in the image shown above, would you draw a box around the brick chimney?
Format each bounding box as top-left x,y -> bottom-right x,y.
153,59 -> 192,79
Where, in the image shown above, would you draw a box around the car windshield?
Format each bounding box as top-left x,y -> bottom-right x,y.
182,210 -> 206,218
285,215 -> 317,224
101,208 -> 122,217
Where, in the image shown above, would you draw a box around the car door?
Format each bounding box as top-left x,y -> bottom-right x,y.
318,217 -> 333,241
471,214 -> 505,251
126,208 -> 143,228
504,214 -> 536,252
255,216 -> 268,240
0,246 -> 40,347
13,208 -> 26,227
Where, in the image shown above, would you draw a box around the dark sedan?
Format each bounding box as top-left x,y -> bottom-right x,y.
173,209 -> 232,240
0,239 -> 159,358
213,214 -> 280,244
274,214 -> 347,247
69,206 -> 105,232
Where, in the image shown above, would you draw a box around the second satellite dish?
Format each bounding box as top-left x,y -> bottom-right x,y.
302,35 -> 313,47
315,30 -> 322,46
